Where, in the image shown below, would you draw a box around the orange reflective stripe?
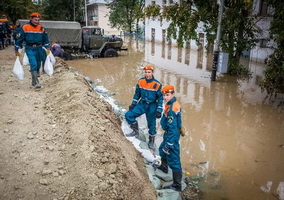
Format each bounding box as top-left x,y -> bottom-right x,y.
0,19 -> 8,22
172,101 -> 181,113
138,79 -> 161,91
164,101 -> 180,116
22,24 -> 44,33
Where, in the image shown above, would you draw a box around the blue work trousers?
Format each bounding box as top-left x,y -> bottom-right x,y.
26,46 -> 45,72
125,102 -> 158,136
159,134 -> 182,172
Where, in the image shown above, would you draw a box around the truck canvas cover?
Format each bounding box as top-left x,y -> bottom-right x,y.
16,20 -> 82,48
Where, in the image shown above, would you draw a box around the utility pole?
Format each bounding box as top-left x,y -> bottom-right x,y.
85,0 -> 88,26
211,0 -> 224,81
73,0 -> 75,21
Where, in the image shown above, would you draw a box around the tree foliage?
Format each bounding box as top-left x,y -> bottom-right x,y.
107,0 -> 144,33
0,0 -> 84,23
42,0 -> 84,22
0,0 -> 36,23
144,0 -> 258,76
260,0 -> 284,97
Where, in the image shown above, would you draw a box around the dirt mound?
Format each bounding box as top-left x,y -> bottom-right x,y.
0,47 -> 156,200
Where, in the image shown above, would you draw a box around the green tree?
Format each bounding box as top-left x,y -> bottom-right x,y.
107,0 -> 144,33
42,0 -> 83,22
221,0 -> 258,75
0,0 -> 36,24
260,0 -> 284,97
145,0 -> 258,76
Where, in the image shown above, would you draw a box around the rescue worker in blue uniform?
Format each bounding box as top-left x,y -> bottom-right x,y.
158,85 -> 183,192
0,14 -> 11,47
0,21 -> 6,49
15,12 -> 50,88
125,65 -> 163,150
12,24 -> 21,44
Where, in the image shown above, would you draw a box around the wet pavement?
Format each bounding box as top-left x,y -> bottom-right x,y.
67,37 -> 284,200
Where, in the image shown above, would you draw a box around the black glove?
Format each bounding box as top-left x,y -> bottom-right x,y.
129,104 -> 135,111
156,112 -> 162,119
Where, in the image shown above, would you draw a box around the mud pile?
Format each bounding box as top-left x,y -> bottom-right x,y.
0,48 -> 156,200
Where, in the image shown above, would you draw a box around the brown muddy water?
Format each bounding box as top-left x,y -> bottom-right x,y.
67,38 -> 284,200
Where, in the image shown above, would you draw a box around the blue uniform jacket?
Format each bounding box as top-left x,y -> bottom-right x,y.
12,26 -> 21,41
161,97 -> 182,149
131,76 -> 163,113
15,21 -> 49,50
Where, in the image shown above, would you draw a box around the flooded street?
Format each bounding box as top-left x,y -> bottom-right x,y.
67,38 -> 284,200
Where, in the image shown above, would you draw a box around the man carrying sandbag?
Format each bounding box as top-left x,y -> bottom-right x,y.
14,12 -> 50,88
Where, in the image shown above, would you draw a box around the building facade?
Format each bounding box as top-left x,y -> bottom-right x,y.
87,0 -> 121,35
145,0 -> 274,63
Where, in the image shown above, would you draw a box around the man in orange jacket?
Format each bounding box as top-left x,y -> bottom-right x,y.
125,65 -> 163,150
158,85 -> 183,191
14,12 -> 50,88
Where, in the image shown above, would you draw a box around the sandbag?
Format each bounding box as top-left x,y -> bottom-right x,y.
49,51 -> 56,64
12,56 -> 24,80
23,53 -> 29,65
44,55 -> 54,76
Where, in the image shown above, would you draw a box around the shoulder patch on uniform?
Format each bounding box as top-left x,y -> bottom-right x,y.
168,116 -> 174,123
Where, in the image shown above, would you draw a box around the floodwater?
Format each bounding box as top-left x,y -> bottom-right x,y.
67,37 -> 284,200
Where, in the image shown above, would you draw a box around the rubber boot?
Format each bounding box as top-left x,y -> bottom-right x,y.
157,157 -> 168,174
31,71 -> 41,88
148,135 -> 155,151
164,170 -> 182,191
126,122 -> 139,137
37,70 -> 40,77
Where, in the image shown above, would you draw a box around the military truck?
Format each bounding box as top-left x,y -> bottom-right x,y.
16,20 -> 127,58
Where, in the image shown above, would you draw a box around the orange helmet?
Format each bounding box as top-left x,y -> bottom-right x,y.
30,12 -> 41,18
143,65 -> 154,71
161,85 -> 175,94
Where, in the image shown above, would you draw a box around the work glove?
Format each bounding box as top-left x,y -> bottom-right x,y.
156,112 -> 162,119
45,49 -> 50,55
15,51 -> 20,57
162,146 -> 170,155
129,104 -> 135,111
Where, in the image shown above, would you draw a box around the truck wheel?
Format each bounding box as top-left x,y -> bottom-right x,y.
104,48 -> 118,57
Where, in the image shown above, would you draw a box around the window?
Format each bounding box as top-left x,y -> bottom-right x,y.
167,40 -> 172,60
259,39 -> 269,48
259,0 -> 268,16
178,48 -> 182,63
93,29 -> 101,35
185,41 -> 190,65
151,28 -> 155,42
162,29 -> 166,43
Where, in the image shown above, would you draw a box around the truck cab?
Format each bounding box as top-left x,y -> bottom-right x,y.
82,26 -> 126,57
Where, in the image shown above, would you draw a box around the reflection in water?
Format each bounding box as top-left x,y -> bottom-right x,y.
68,37 -> 284,200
